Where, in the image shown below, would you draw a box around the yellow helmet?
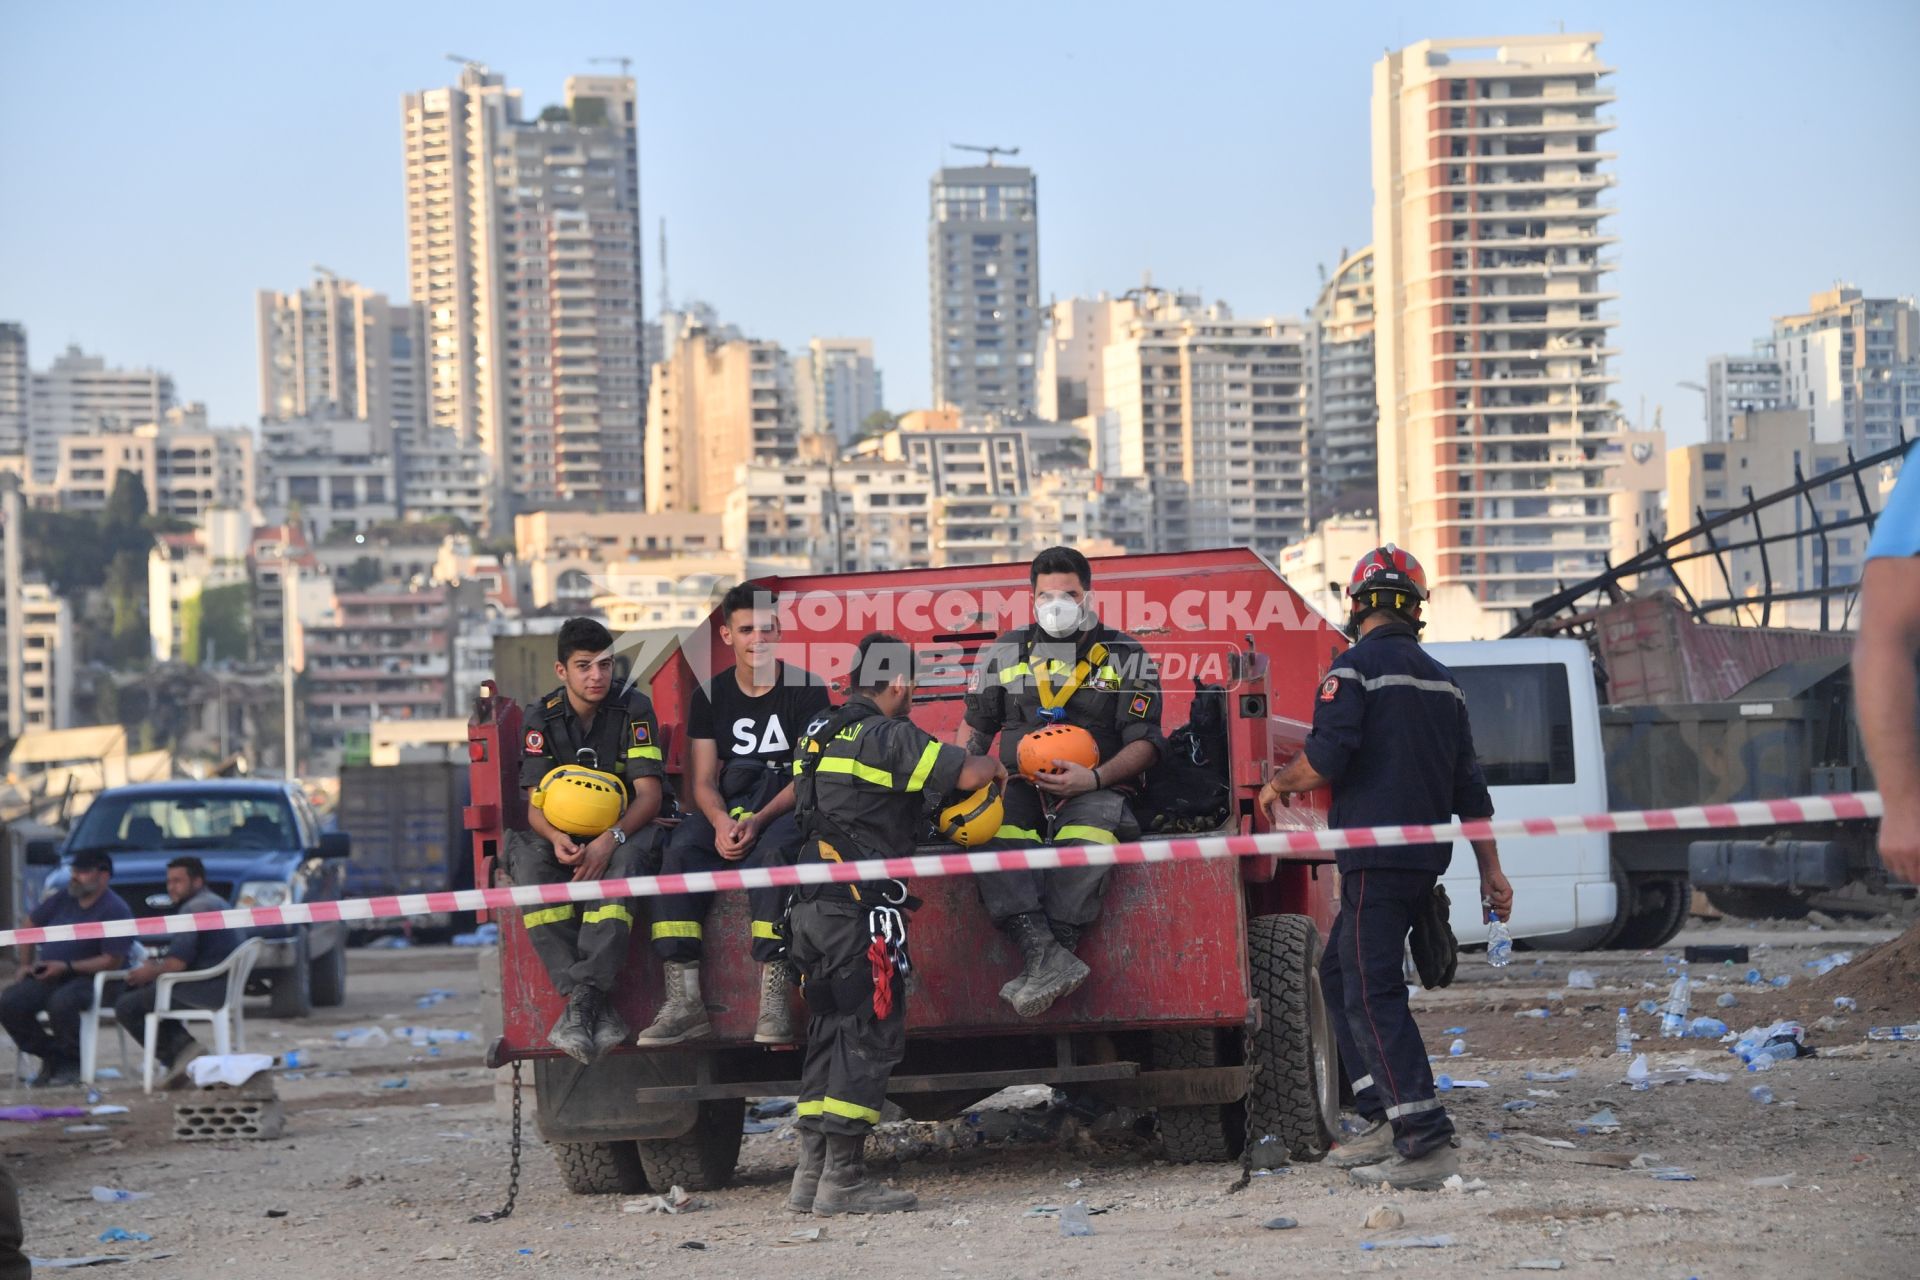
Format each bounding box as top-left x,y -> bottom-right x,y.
938,780 -> 1004,849
531,764 -> 626,838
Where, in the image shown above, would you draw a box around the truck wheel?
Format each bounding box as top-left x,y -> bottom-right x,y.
268,935 -> 314,1018
1703,887 -> 1812,922
1244,914 -> 1339,1163
553,1140 -> 648,1195
310,936 -> 348,1008
1149,1029 -> 1244,1164
637,1099 -> 745,1191
1610,875 -> 1691,950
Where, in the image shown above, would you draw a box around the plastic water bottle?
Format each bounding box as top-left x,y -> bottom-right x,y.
1485,906 -> 1513,968
1749,1085 -> 1774,1105
1745,968 -> 1764,985
1746,1041 -> 1798,1071
1659,961 -> 1692,1038
1615,1007 -> 1633,1055
1867,1024 -> 1920,1042
1448,1038 -> 1466,1057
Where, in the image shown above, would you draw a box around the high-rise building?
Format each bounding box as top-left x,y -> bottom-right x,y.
1705,344 -> 1785,443
1037,294 -> 1132,426
1771,285 -> 1920,451
1372,35 -> 1622,615
929,161 -> 1039,415
256,273 -> 420,433
1098,289 -> 1309,559
0,323 -> 26,457
1306,247 -> 1378,519
27,345 -> 175,483
643,314 -> 798,515
793,338 -> 884,446
403,63 -> 644,527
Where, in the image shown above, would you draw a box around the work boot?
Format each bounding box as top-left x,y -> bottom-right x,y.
1324,1118 -> 1396,1169
1001,912 -> 1091,1018
588,987 -> 632,1061
811,1132 -> 917,1216
1348,1143 -> 1460,1191
754,961 -> 800,1045
1049,920 -> 1081,951
161,1043 -> 207,1092
787,1126 -> 827,1212
547,986 -> 599,1065
634,960 -> 712,1046
27,1058 -> 80,1089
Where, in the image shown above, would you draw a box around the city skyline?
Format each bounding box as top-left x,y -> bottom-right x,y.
2,2 -> 1916,448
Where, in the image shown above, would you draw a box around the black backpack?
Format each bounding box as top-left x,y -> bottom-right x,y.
1133,682 -> 1233,835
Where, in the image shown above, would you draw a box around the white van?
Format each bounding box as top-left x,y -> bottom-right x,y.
1423,638 -> 1618,950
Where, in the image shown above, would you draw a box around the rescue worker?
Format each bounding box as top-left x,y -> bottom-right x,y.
638,584 -> 831,1046
506,617 -> 666,1065
962,546 -> 1165,1017
785,633 -> 1004,1216
1259,545 -> 1513,1191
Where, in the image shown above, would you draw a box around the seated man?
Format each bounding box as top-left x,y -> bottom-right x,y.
113,856 -> 240,1087
963,545 -> 1166,1017
639,585 -> 830,1046
0,849 -> 133,1087
505,617 -> 666,1065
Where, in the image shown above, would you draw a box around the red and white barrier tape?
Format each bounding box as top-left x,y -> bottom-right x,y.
0,791 -> 1882,949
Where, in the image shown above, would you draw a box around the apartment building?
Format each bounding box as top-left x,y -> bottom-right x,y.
1306,247 -> 1379,518
930,162 -> 1040,415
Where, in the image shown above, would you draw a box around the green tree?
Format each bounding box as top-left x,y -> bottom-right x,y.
105,551 -> 149,666
198,582 -> 250,665
339,555 -> 385,591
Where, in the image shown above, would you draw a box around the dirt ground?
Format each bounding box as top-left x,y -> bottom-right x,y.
6,917 -> 1917,1278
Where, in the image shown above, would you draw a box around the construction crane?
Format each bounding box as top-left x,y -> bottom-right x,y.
950,143 -> 1020,166
445,53 -> 487,72
589,55 -> 634,76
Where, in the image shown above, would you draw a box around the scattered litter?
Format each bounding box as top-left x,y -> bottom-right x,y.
1059,1201 -> 1095,1238
366,936 -> 411,950
1868,1024 -> 1920,1041
1513,1133 -> 1577,1150
678,1241 -> 707,1251
1434,1076 -> 1489,1090
450,923 -> 499,947
1448,1039 -> 1466,1057
185,1053 -> 276,1089
1717,993 -> 1740,1009
1747,1173 -> 1801,1188
1065,1178 -> 1084,1190
1363,1204 -> 1405,1230
1746,968 -> 1765,985
1804,951 -> 1854,976
1625,1054 -> 1729,1089
1750,1085 -> 1775,1105
415,1243 -> 458,1260
335,1027 -> 391,1049
1522,1069 -> 1577,1082
29,1254 -> 174,1269
379,1078 -> 409,1089
1526,1089 -> 1559,1098
64,1124 -> 109,1135
1566,970 -> 1597,990
1502,1100 -> 1538,1112
776,1228 -> 823,1245
1682,1016 -> 1728,1039
1577,1108 -> 1620,1133
1635,999 -> 1661,1015
1648,1168 -> 1697,1182
90,1187 -> 152,1204
623,1185 -> 701,1215
1,1106 -> 87,1123
416,988 -> 457,1008
1770,975 -> 1791,989
1832,997 -> 1857,1012
95,1068 -> 123,1081
1733,1021 -> 1811,1070
397,1027 -> 475,1046
1513,1008 -> 1552,1019
1441,1174 -> 1489,1193
1362,1234 -> 1454,1250
1444,1026 -> 1466,1035
1261,1217 -> 1299,1230
1515,1260 -> 1566,1271
96,1229 -> 152,1244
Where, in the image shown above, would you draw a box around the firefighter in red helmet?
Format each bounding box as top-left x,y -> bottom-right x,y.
1258,544 -> 1513,1190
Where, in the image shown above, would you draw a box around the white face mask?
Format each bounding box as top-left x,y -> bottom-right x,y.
1035,596 -> 1083,638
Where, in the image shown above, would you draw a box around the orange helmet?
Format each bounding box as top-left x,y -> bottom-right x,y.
1018,724 -> 1101,781
1346,544 -> 1429,615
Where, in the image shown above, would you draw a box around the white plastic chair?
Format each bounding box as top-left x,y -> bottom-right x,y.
141,936 -> 264,1093
80,967 -> 135,1085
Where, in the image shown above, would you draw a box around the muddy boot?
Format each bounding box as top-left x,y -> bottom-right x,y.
588,986 -> 631,1061
1002,912 -> 1091,1018
787,1126 -> 827,1212
811,1133 -> 917,1216
634,960 -> 712,1046
754,960 -> 800,1045
1324,1118 -> 1396,1169
1348,1143 -> 1460,1191
547,987 -> 599,1065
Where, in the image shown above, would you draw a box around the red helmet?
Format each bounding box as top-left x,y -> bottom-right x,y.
1346,544 -> 1429,613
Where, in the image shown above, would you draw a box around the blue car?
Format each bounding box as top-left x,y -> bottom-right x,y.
43,779 -> 352,1017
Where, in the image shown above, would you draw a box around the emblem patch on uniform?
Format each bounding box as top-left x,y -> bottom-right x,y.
1318,677 -> 1340,703
1128,693 -> 1152,718
966,668 -> 982,694
631,721 -> 652,747
524,729 -> 546,753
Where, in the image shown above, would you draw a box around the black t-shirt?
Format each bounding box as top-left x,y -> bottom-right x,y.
686,664 -> 831,767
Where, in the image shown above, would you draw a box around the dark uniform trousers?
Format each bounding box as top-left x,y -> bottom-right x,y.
113,976 -> 226,1064
0,974 -> 96,1065
789,896 -> 904,1137
1320,867 -> 1454,1159
650,764 -> 802,965
503,827 -> 663,997
976,778 -> 1139,928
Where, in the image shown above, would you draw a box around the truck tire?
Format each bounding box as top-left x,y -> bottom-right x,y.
553,1140 -> 648,1195
637,1099 -> 745,1191
268,935 -> 314,1018
1244,914 -> 1339,1163
1149,1029 -> 1244,1164
1610,875 -> 1691,950
310,936 -> 348,1008
1703,887 -> 1812,922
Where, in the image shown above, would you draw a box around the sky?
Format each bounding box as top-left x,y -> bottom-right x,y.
2,0 -> 1916,449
